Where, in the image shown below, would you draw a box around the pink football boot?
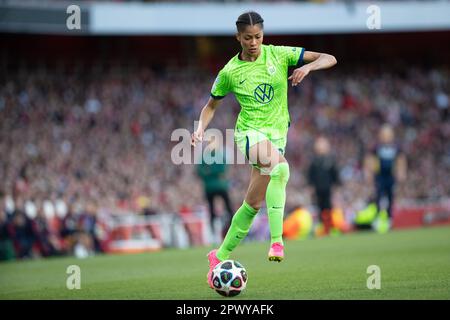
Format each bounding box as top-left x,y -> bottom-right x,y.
206,249 -> 221,289
268,242 -> 284,262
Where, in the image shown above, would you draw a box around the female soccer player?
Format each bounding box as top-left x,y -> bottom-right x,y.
191,11 -> 337,288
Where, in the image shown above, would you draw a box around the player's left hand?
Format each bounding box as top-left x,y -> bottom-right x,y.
397,172 -> 407,184
288,66 -> 310,86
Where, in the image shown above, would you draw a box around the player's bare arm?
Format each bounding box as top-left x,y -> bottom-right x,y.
396,153 -> 408,183
289,51 -> 337,86
363,154 -> 378,184
191,97 -> 222,146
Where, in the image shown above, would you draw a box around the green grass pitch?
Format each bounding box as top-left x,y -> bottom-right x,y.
0,226 -> 449,299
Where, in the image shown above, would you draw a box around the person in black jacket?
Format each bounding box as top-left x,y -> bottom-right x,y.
0,197 -> 15,261
9,208 -> 35,259
307,136 -> 340,236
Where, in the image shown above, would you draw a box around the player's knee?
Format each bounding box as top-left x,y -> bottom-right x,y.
270,162 -> 290,184
244,198 -> 263,211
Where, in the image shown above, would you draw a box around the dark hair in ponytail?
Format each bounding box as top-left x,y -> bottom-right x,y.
236,11 -> 264,33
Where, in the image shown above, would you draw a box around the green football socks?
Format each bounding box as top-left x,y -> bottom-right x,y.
216,201 -> 258,261
265,162 -> 290,245
216,162 -> 290,260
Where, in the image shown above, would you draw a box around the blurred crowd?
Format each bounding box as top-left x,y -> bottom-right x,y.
0,61 -> 449,260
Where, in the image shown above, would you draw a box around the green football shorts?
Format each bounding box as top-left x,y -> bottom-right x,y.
234,127 -> 288,170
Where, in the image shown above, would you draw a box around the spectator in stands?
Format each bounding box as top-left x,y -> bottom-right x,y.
32,206 -> 62,257
9,204 -> 35,259
78,203 -> 103,253
60,204 -> 80,254
0,197 -> 15,261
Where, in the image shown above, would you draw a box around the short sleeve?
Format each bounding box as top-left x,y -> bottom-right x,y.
210,68 -> 231,99
275,45 -> 305,68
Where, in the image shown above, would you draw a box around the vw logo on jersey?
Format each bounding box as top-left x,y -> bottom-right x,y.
254,83 -> 274,104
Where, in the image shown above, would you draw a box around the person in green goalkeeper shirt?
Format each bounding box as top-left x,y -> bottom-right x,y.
196,139 -> 234,240
190,11 -> 337,289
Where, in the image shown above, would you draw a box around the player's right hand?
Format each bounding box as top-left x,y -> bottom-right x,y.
191,130 -> 203,146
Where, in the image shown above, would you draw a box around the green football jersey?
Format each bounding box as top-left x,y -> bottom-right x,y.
211,44 -> 305,136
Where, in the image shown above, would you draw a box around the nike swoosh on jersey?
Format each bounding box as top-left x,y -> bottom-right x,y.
239,79 -> 246,84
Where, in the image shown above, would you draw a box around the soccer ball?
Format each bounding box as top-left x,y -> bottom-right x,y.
211,260 -> 248,297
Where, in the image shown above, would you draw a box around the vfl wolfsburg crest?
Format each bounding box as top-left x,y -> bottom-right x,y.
254,83 -> 274,104
268,64 -> 276,75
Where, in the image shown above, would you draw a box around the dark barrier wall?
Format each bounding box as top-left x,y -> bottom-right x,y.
1,31 -> 450,72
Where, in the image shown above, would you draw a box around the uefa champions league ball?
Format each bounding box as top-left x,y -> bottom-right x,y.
211,260 -> 248,297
